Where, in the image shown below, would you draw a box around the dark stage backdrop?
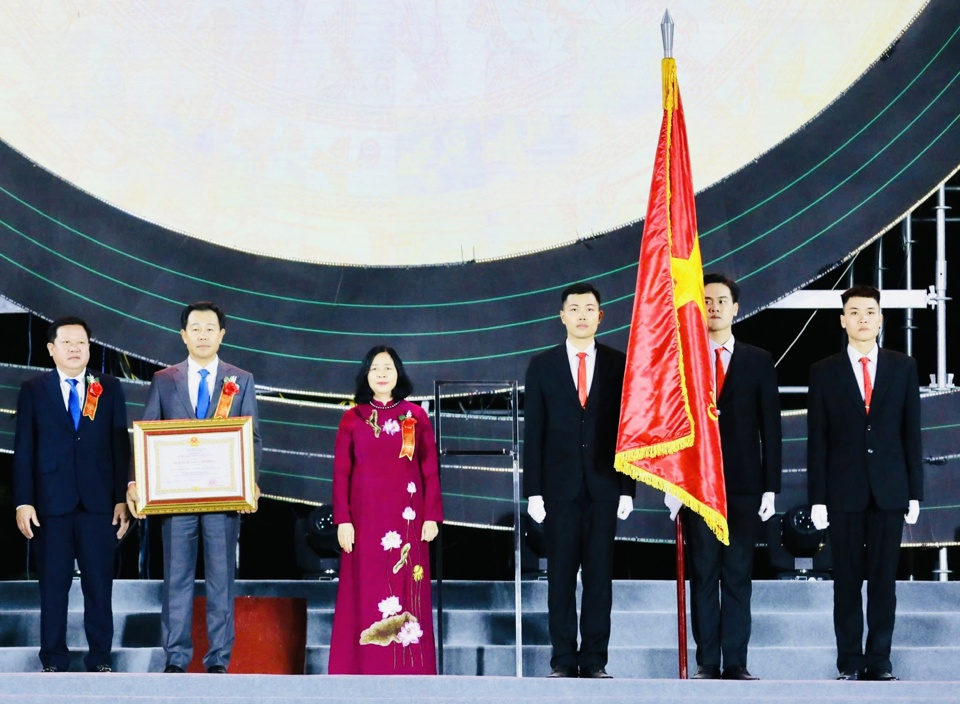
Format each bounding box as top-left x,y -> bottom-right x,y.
0,2 -> 959,397
1,364 -> 957,546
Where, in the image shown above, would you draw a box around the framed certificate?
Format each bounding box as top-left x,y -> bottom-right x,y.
132,416 -> 257,515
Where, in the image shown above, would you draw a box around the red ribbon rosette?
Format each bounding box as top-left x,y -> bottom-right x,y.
82,377 -> 102,421
399,413 -> 417,460
214,377 -> 240,419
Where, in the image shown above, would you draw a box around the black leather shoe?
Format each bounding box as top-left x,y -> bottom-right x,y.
548,666 -> 578,678
207,665 -> 228,674
580,666 -> 612,679
163,664 -> 185,673
836,670 -> 859,680
41,666 -> 58,673
722,666 -> 759,681
862,668 -> 898,681
692,665 -> 721,679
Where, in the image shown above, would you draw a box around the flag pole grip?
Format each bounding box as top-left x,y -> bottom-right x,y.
675,513 -> 688,678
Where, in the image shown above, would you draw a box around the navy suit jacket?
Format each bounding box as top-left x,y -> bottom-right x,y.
139,359 -> 262,473
807,348 -> 923,511
13,370 -> 130,516
717,341 -> 782,495
523,342 -> 635,501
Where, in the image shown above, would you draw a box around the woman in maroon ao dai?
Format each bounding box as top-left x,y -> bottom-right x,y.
328,346 -> 443,675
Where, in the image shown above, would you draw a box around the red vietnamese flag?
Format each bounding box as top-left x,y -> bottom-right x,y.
615,57 -> 727,544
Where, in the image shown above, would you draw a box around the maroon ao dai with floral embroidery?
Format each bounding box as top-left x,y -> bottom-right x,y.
328,399 -> 443,674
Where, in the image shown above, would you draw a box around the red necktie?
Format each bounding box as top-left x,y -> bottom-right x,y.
715,347 -> 726,397
576,352 -> 588,408
860,356 -> 872,414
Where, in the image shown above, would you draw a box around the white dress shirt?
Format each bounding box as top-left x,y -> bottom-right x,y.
565,339 -> 596,397
56,369 -> 86,411
187,356 -> 219,410
708,335 -> 735,390
846,344 -> 878,401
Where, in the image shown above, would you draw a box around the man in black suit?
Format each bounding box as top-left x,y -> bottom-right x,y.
807,285 -> 922,682
669,274 -> 782,681
523,282 -> 635,678
127,302 -> 261,674
13,316 -> 131,672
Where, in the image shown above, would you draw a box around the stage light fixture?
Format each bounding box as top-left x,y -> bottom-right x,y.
520,514 -> 548,581
294,506 -> 341,580
766,505 -> 832,581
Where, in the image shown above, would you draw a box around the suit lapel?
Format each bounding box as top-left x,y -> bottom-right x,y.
171,361 -> 196,419
43,370 -> 76,431
587,345 -> 606,408
718,346 -> 739,403
835,353 -> 867,416
869,349 -> 892,412
550,345 -> 581,406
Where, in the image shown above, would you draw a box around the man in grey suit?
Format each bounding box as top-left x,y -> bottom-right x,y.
127,302 -> 262,674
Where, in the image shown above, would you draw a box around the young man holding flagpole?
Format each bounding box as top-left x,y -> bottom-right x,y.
614,12 -> 727,679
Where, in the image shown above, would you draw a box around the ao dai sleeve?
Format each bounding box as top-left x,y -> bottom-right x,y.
332,409 -> 357,524
415,405 -> 444,523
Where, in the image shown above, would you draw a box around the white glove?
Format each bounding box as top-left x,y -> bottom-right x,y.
617,495 -> 634,520
527,495 -> 546,524
664,493 -> 683,521
904,499 -> 920,525
810,504 -> 829,530
758,492 -> 776,522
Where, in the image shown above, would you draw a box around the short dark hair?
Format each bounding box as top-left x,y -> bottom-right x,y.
560,282 -> 602,308
703,273 -> 740,304
48,316 -> 91,344
181,301 -> 226,330
354,345 -> 414,404
840,285 -> 881,308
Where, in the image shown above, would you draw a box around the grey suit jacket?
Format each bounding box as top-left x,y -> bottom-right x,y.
138,359 -> 262,475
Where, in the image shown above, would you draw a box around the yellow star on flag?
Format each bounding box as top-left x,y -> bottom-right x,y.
671,235 -> 706,319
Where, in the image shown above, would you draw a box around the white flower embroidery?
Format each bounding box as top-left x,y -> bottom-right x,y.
407,482 -> 416,494
402,507 -> 416,521
378,595 -> 402,618
381,531 -> 402,550
382,418 -> 401,436
397,620 -> 423,647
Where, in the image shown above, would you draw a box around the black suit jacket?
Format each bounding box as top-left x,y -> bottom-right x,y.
13,370 -> 130,516
717,342 -> 782,495
523,342 -> 635,501
807,348 -> 923,511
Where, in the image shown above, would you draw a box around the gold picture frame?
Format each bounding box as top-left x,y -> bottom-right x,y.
132,416 -> 256,515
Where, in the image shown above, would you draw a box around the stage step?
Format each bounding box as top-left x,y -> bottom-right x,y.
0,673 -> 956,704
0,580 -> 958,681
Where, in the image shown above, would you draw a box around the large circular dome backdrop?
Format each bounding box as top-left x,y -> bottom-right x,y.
2,0 -> 959,540
0,0 -> 929,265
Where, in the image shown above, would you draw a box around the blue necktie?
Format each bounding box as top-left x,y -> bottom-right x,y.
196,368 -> 210,419
67,378 -> 81,430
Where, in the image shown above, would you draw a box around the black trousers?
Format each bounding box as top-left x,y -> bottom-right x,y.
34,509 -> 117,671
685,492 -> 760,669
828,507 -> 904,673
544,495 -> 618,670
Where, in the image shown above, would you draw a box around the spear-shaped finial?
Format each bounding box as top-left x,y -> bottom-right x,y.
661,9 -> 674,59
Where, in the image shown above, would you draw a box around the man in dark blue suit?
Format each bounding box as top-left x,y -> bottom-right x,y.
127,301 -> 261,674
13,316 -> 131,672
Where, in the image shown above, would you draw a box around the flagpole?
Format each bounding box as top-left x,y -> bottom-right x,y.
660,8 -> 689,680
675,513 -> 688,678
